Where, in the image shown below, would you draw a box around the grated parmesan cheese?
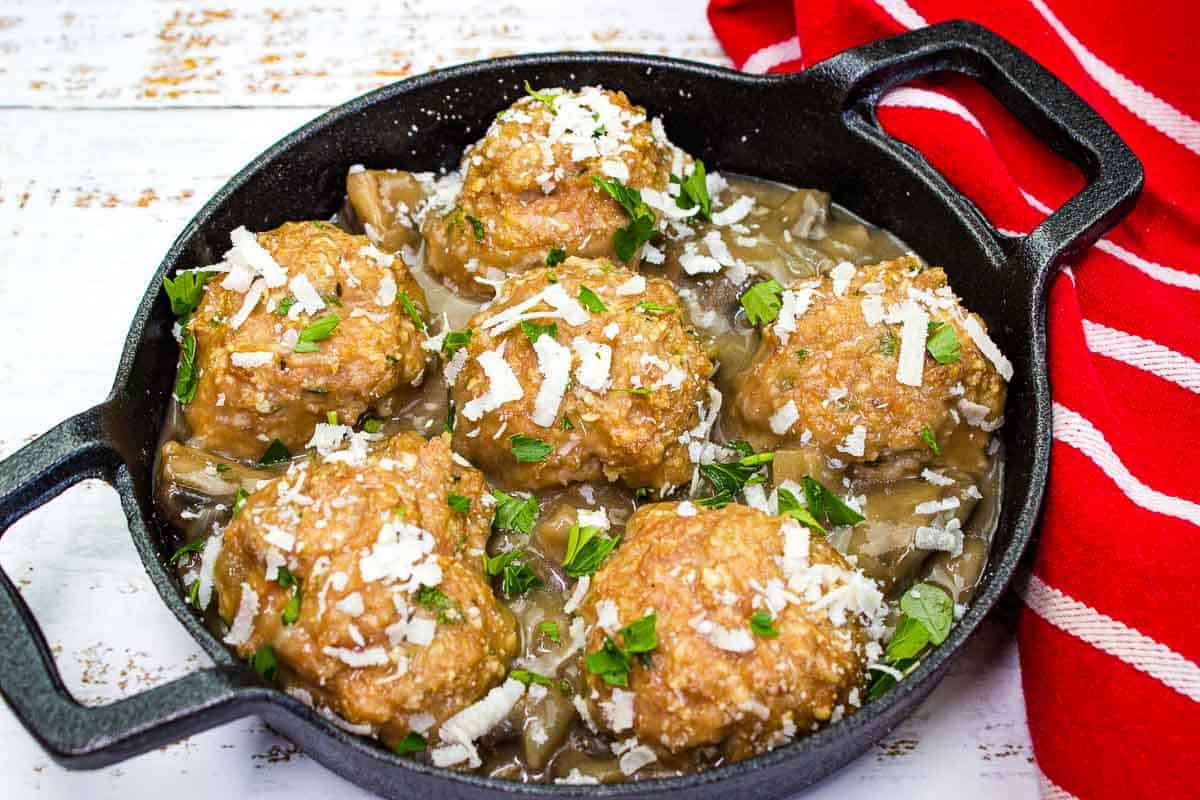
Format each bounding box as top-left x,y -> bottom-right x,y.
462,348 -> 524,421
571,337 -> 612,391
531,335 -> 572,427
223,582 -> 258,646
769,400 -> 800,435
230,351 -> 274,368
962,315 -> 1013,381
895,300 -> 929,387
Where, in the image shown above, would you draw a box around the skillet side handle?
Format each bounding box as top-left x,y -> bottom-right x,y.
0,405 -> 258,769
810,19 -> 1143,291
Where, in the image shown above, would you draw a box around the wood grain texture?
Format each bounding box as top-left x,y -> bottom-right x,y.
0,2 -> 1037,797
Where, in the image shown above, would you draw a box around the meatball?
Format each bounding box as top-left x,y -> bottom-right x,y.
423,86 -> 679,296
212,431 -> 517,742
182,221 -> 431,461
449,257 -> 716,491
579,502 -> 881,762
730,255 -> 1007,463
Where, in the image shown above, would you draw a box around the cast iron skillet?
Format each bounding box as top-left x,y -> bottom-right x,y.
0,20 -> 1140,799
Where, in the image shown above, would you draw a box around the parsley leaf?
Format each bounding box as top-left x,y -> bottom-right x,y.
294,313 -> 340,353
538,620 -> 561,644
465,214 -> 485,242
510,433 -> 552,463
698,449 -> 773,497
885,616 -> 931,661
921,424 -> 941,456
173,331 -> 200,404
163,270 -> 216,322
560,415 -> 574,431
447,493 -> 471,514
695,492 -> 732,509
415,585 -> 462,625
636,300 -> 676,314
674,160 -> 712,220
926,321 -> 960,364
397,292 -> 426,332
562,522 -> 619,577
281,584 -> 302,626
510,668 -> 557,688
231,488 -> 249,518
169,538 -> 206,564
523,80 -> 557,111
394,732 -> 427,753
879,330 -> 897,356
899,582 -> 954,645
257,438 -> 291,467
585,636 -> 632,687
590,176 -> 657,262
800,476 -> 864,527
584,613 -> 659,686
491,489 -> 538,534
251,644 -> 278,681
274,295 -> 297,316
546,247 -> 567,267
740,279 -> 783,326
442,328 -> 472,358
485,549 -> 543,595
362,417 -> 383,434
750,610 -> 780,638
577,286 -> 607,313
521,320 -> 558,344
776,486 -> 827,534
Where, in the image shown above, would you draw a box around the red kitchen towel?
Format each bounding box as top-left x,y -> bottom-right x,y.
707,2 -> 1199,798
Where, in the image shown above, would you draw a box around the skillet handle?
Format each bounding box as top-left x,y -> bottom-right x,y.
810,19 -> 1143,292
0,404 -> 258,768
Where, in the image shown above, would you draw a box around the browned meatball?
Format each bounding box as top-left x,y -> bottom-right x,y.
211,431 -> 517,744
423,86 -> 678,297
182,221 -> 431,461
730,256 -> 1007,463
448,257 -> 716,491
579,502 -> 881,762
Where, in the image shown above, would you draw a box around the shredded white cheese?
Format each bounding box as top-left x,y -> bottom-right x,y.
462,348 -> 524,421
962,315 -> 1013,381
837,425 -> 867,458
571,337 -> 612,392
196,533 -> 222,610
769,400 -> 800,435
230,351 -> 274,368
895,300 -> 930,387
531,335 -> 572,427
223,582 -> 258,646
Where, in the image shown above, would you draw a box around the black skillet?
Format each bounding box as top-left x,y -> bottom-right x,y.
0,20 -> 1140,799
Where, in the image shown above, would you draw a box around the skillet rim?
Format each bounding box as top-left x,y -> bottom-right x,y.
121,48 -> 1046,796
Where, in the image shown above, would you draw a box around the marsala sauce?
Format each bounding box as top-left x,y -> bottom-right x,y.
155,174 -> 1003,782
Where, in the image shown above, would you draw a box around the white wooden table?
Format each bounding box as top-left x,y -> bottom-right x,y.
0,1 -> 1038,796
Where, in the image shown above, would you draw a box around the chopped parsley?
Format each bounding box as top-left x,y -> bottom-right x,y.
510,668 -> 556,688
162,270 -> 216,322
585,613 -> 658,687
800,476 -> 865,527
698,447 -> 774,496
464,214 -> 485,242
538,620 -> 561,644
444,395 -> 456,433
590,176 -> 657,262
546,247 -> 567,267
394,732 -> 427,753
281,584 -> 302,626
257,438 -> 292,467
251,644 -> 278,681
560,415 -> 574,431
485,549 -> 544,596
173,331 -> 199,404
275,566 -> 297,589
620,386 -> 653,397
491,489 -> 539,534
442,328 -> 472,358
921,424 -> 941,456
523,80 -> 557,111
867,582 -> 955,699
740,279 -> 783,326
447,493 -> 471,514
750,610 -> 780,638
326,411 -> 339,425
776,486 -> 827,534
695,492 -> 732,509
510,433 -> 552,463
562,521 -> 620,577
636,300 -> 676,314
274,295 -> 297,316
796,348 -> 811,362
293,313 -> 340,353
926,321 -> 961,364
362,417 -> 383,434
415,585 -> 462,625
397,292 -> 426,332
169,537 -> 206,564
231,488 -> 249,517
577,286 -> 607,313
673,160 -> 712,220
879,330 -> 898,356
521,320 -> 558,344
